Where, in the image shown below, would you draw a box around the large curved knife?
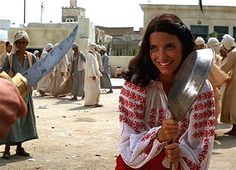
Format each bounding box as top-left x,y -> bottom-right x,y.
0,25 -> 78,97
168,48 -> 214,122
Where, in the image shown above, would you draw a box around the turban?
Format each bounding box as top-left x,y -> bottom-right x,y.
138,41 -> 142,47
72,43 -> 79,49
195,36 -> 205,45
221,34 -> 235,51
88,42 -> 96,51
13,30 -> 30,43
101,46 -> 106,51
45,43 -> 54,51
207,37 -> 220,47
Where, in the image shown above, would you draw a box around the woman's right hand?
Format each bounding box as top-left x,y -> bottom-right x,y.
157,119 -> 179,142
0,78 -> 27,139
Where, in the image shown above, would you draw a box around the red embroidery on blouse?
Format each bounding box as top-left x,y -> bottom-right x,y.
183,157 -> 201,170
183,138 -> 210,169
149,109 -> 157,128
141,130 -> 156,142
143,138 -> 164,155
192,129 -> 215,138
119,96 -> 144,113
120,88 -> 146,104
193,110 -> 215,120
193,100 -> 215,112
178,117 -> 189,139
157,108 -> 166,125
119,114 -> 145,132
124,81 -> 146,94
196,91 -> 214,101
193,119 -> 215,129
119,105 -> 144,120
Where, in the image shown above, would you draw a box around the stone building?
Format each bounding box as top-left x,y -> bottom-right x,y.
62,0 -> 85,22
140,4 -> 236,41
6,0 -> 95,55
96,26 -> 143,56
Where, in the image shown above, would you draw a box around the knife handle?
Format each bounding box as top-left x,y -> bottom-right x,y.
0,71 -> 30,97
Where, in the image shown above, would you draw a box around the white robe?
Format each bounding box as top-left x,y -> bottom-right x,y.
118,80 -> 215,169
84,51 -> 102,105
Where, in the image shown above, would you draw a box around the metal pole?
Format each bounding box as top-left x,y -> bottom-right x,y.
24,0 -> 26,24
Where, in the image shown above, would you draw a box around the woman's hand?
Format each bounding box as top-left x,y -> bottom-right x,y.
165,142 -> 181,165
0,78 -> 27,139
157,119 -> 179,142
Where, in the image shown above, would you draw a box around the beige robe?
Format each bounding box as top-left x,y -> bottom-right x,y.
84,51 -> 102,105
51,54 -> 69,96
220,47 -> 236,124
208,63 -> 229,121
37,51 -> 54,93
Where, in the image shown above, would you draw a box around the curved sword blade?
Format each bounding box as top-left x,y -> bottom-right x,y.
23,25 -> 78,86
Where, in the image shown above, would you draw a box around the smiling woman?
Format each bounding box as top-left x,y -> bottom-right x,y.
116,14 -> 215,170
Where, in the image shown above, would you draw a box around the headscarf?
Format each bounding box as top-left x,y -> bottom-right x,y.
88,42 -> 96,51
100,46 -> 106,51
195,36 -> 205,45
221,34 -> 235,51
14,31 -> 30,43
45,43 -> 54,52
72,43 -> 79,49
207,37 -> 220,47
12,30 -> 30,54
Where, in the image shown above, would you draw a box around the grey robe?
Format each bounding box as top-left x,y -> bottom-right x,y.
0,52 -> 38,145
71,52 -> 86,97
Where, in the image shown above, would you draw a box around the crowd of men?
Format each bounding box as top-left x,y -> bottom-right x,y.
0,31 -> 113,159
195,34 -> 236,137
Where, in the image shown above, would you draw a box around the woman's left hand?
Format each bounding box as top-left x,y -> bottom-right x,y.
165,142 -> 181,165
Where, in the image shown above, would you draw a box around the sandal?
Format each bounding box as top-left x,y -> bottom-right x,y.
2,151 -> 10,159
16,147 -> 30,156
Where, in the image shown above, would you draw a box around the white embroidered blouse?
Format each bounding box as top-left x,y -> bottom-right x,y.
118,80 -> 215,170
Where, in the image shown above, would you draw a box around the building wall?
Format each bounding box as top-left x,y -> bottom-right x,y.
8,18 -> 95,53
140,4 -> 236,40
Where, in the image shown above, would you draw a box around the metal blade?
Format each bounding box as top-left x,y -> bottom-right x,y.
168,48 -> 214,122
22,25 -> 78,86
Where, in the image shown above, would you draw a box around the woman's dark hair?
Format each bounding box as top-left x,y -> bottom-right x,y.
122,14 -> 195,87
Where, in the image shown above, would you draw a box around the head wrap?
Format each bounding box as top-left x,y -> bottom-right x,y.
44,43 -> 54,51
34,50 -> 39,55
195,36 -> 205,45
13,31 -> 30,43
207,37 -> 220,47
100,46 -> 106,51
11,30 -> 30,54
72,43 -> 79,49
88,42 -> 96,51
138,41 -> 142,47
221,34 -> 235,51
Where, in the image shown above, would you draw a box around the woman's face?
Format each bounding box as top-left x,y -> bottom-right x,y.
149,32 -> 183,81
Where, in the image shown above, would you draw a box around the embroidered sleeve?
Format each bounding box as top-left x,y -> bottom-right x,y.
119,81 -> 166,168
178,80 -> 215,170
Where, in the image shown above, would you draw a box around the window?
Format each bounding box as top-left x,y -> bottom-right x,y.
214,26 -> 228,41
190,25 -> 209,40
233,27 -> 236,40
65,18 -> 74,22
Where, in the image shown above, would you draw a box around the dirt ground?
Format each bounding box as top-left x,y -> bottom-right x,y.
0,88 -> 236,170
0,89 -> 121,170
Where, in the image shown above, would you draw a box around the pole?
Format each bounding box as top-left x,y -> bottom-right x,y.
24,0 -> 26,24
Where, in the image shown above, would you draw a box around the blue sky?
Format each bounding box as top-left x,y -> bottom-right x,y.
0,0 -> 236,30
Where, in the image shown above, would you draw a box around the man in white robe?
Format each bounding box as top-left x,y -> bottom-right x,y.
84,43 -> 102,107
37,43 -> 54,96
